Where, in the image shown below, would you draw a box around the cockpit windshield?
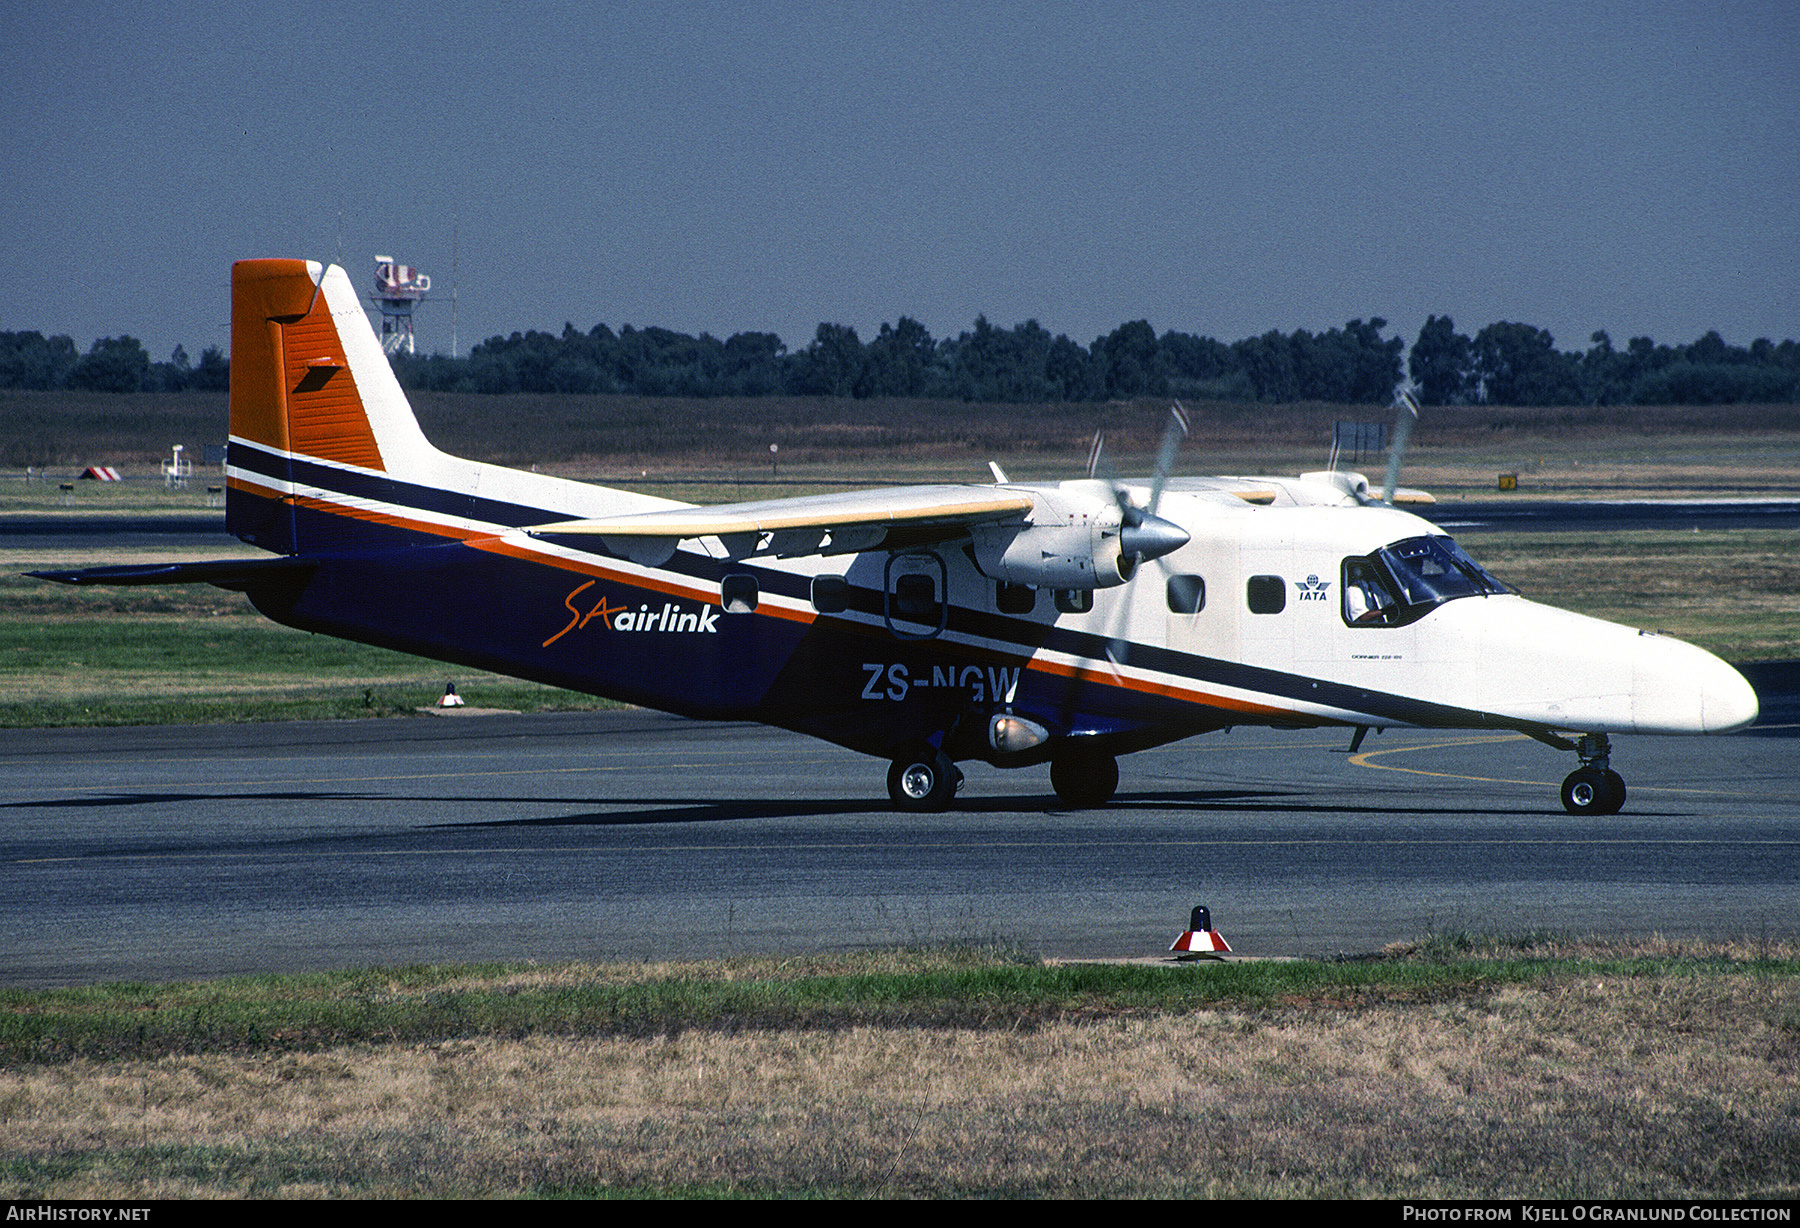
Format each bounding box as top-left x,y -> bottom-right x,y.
1342,535 -> 1507,626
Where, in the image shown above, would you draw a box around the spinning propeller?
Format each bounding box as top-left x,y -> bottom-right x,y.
1083,403 -> 1191,577
1380,390 -> 1420,506
1100,403 -> 1192,671
1311,390 -> 1434,508
1115,401 -> 1191,576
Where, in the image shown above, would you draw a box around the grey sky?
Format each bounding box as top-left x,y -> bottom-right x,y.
4,1 -> 1796,366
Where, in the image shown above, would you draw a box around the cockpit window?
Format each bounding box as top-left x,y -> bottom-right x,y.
1342,535 -> 1506,626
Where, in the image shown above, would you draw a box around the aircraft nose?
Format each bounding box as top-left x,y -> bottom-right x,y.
1634,635 -> 1759,733
1699,655 -> 1760,733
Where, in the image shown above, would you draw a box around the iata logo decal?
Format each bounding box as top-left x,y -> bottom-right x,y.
543,580 -> 719,647
1296,574 -> 1331,602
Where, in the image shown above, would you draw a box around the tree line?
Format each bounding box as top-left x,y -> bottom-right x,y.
393,315 -> 1408,405
5,315 -> 1797,406
1409,318 -> 1800,407
0,333 -> 229,394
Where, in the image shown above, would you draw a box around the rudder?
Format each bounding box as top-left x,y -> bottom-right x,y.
226,259 -> 442,554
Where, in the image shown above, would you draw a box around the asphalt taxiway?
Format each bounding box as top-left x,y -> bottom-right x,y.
3,708 -> 1795,986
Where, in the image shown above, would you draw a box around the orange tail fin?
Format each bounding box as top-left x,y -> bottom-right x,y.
226,259 -> 440,553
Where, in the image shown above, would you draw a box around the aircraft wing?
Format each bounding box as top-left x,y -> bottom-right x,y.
525,484 -> 1034,565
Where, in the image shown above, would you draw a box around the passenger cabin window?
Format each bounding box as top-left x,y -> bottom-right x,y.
1166,574 -> 1205,615
1054,589 -> 1093,614
1341,535 -> 1507,627
811,575 -> 849,613
721,574 -> 759,614
1246,575 -> 1286,614
996,581 -> 1036,614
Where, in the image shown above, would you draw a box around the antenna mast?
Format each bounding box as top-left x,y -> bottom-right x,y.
450,220 -> 460,359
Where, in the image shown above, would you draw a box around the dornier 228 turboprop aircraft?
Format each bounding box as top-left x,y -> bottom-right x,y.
33,260 -> 1760,815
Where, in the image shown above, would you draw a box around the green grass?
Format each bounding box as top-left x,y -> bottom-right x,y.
4,939 -> 1795,1066
1462,528 -> 1800,660
0,614 -> 615,726
0,557 -> 619,725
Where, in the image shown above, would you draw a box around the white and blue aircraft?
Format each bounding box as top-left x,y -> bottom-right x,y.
33,260 -> 1760,815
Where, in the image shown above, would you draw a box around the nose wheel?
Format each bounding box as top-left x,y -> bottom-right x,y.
1560,734 -> 1626,815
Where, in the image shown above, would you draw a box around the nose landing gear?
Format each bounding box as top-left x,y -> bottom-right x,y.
1560,733 -> 1626,816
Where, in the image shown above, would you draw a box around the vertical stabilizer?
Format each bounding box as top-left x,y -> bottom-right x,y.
226,259 -> 445,554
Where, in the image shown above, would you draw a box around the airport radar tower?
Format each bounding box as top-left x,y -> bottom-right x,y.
371,256 -> 430,355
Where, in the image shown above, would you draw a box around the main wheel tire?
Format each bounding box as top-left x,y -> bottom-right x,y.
1561,767 -> 1625,816
1051,752 -> 1119,808
1602,769 -> 1627,813
888,745 -> 958,812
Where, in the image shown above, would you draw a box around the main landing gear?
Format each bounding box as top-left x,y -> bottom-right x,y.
885,744 -> 1122,811
1050,749 -> 1119,808
887,742 -> 962,812
1560,732 -> 1627,816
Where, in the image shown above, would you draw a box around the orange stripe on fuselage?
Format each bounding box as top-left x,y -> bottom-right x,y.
244,480 -> 809,619
465,534 -> 815,624
1025,655 -> 1293,719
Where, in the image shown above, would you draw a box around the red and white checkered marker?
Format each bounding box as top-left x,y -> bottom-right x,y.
1169,905 -> 1231,956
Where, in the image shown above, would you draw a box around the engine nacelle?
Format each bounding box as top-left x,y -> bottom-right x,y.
970,518 -> 1132,589
967,480 -> 1188,590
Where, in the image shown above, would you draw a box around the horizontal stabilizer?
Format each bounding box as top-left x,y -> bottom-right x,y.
27,557 -> 320,590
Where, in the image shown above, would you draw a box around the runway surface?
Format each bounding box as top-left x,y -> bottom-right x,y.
3,709 -> 1795,986
1423,498 -> 1800,532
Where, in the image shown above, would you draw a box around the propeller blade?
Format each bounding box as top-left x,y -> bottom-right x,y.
1104,402 -> 1193,670
1144,401 -> 1190,517
1381,391 -> 1419,505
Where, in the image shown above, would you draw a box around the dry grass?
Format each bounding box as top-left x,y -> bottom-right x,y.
5,389 -> 1797,486
1,942 -> 1795,1199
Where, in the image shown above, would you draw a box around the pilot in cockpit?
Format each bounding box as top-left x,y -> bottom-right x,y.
1343,559 -> 1396,625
